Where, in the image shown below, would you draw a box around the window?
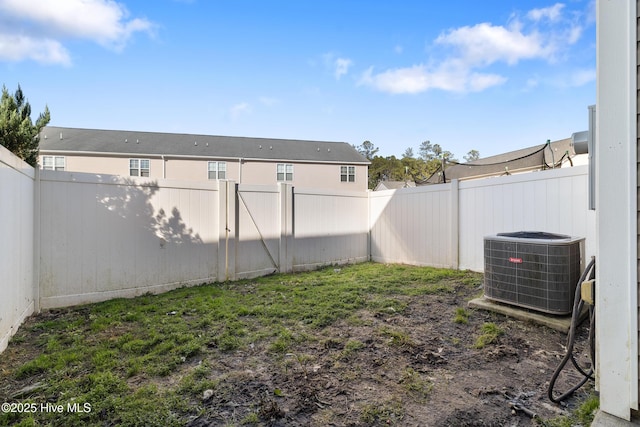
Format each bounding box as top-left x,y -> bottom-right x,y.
277,163 -> 293,181
208,161 -> 227,180
340,165 -> 356,182
129,159 -> 150,177
42,156 -> 65,171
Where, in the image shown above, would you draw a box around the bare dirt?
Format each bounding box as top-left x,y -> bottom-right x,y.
184,283 -> 594,426
0,279 -> 594,426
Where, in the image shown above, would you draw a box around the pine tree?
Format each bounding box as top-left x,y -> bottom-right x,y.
0,85 -> 50,167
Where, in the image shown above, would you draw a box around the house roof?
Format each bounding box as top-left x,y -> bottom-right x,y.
39,126 -> 370,164
420,137 -> 580,184
374,180 -> 416,191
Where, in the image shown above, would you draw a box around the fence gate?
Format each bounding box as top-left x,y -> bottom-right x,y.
234,184 -> 282,278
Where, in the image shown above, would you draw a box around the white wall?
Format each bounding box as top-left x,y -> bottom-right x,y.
0,145 -> 35,353
595,0 -> 638,420
38,172 -> 219,308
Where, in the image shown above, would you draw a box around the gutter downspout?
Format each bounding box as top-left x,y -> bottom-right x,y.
238,158 -> 243,184
161,155 -> 166,179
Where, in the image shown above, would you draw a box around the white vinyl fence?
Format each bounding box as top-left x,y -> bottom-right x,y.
370,183 -> 456,268
0,145 -> 35,353
38,172 -> 220,308
457,166 -> 595,271
371,165 -> 595,271
36,175 -> 371,308
1,141 -> 596,355
293,188 -> 370,270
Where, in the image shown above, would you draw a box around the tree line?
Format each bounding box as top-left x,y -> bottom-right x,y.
355,140 -> 479,190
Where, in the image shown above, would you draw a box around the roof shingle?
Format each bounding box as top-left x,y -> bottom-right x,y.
39,126 -> 369,164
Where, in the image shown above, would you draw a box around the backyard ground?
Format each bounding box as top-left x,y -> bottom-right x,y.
0,263 -> 596,426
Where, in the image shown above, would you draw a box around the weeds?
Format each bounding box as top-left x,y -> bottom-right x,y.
400,367 -> 433,401
453,307 -> 470,324
340,339 -> 365,359
360,400 -> 405,425
538,393 -> 599,427
474,322 -> 504,349
379,326 -> 416,348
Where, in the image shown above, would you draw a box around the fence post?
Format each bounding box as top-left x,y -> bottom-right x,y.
450,179 -> 459,269
217,180 -> 237,282
279,183 -> 294,273
33,167 -> 41,313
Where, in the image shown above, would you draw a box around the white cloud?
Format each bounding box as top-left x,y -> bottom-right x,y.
527,3 -> 565,22
0,34 -> 71,65
359,62 -> 506,94
230,102 -> 251,119
334,57 -> 353,80
435,22 -> 554,66
0,0 -> 154,65
361,2 -> 590,95
321,52 -> 353,80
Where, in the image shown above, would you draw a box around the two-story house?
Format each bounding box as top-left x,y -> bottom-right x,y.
38,126 -> 370,191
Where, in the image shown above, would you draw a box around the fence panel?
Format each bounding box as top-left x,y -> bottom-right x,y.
458,166 -> 595,271
39,172 -> 219,308
370,184 -> 455,268
235,184 -> 281,278
0,146 -> 35,353
293,188 -> 369,270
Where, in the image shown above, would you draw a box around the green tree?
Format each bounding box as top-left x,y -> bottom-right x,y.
402,147 -> 414,159
368,155 -> 405,189
418,140 -> 435,161
354,140 -> 379,161
464,149 -> 480,162
0,84 -> 50,167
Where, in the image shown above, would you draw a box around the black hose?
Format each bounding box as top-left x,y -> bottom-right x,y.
548,257 -> 596,403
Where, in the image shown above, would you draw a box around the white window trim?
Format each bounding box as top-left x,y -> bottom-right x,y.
42,155 -> 65,171
129,158 -> 150,177
277,163 -> 294,182
340,165 -> 356,183
207,161 -> 227,180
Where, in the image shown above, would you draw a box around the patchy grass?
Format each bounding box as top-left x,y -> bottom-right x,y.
453,307 -> 470,324
474,322 -> 504,349
537,393 -> 599,427
360,399 -> 405,425
399,368 -> 433,401
2,263 -> 595,426
0,262 -> 476,426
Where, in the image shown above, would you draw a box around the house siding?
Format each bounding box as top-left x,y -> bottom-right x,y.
38,153 -> 369,192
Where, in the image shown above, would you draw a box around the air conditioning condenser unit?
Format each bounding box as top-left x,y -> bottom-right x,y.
484,231 -> 584,315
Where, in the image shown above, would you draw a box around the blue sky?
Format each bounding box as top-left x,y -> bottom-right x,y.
0,0 -> 595,159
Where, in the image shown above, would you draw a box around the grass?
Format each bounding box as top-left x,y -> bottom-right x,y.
360,399 -> 405,425
453,307 -> 470,324
537,393 -> 599,427
474,322 -> 504,349
399,368 -> 433,401
0,262 -> 477,426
